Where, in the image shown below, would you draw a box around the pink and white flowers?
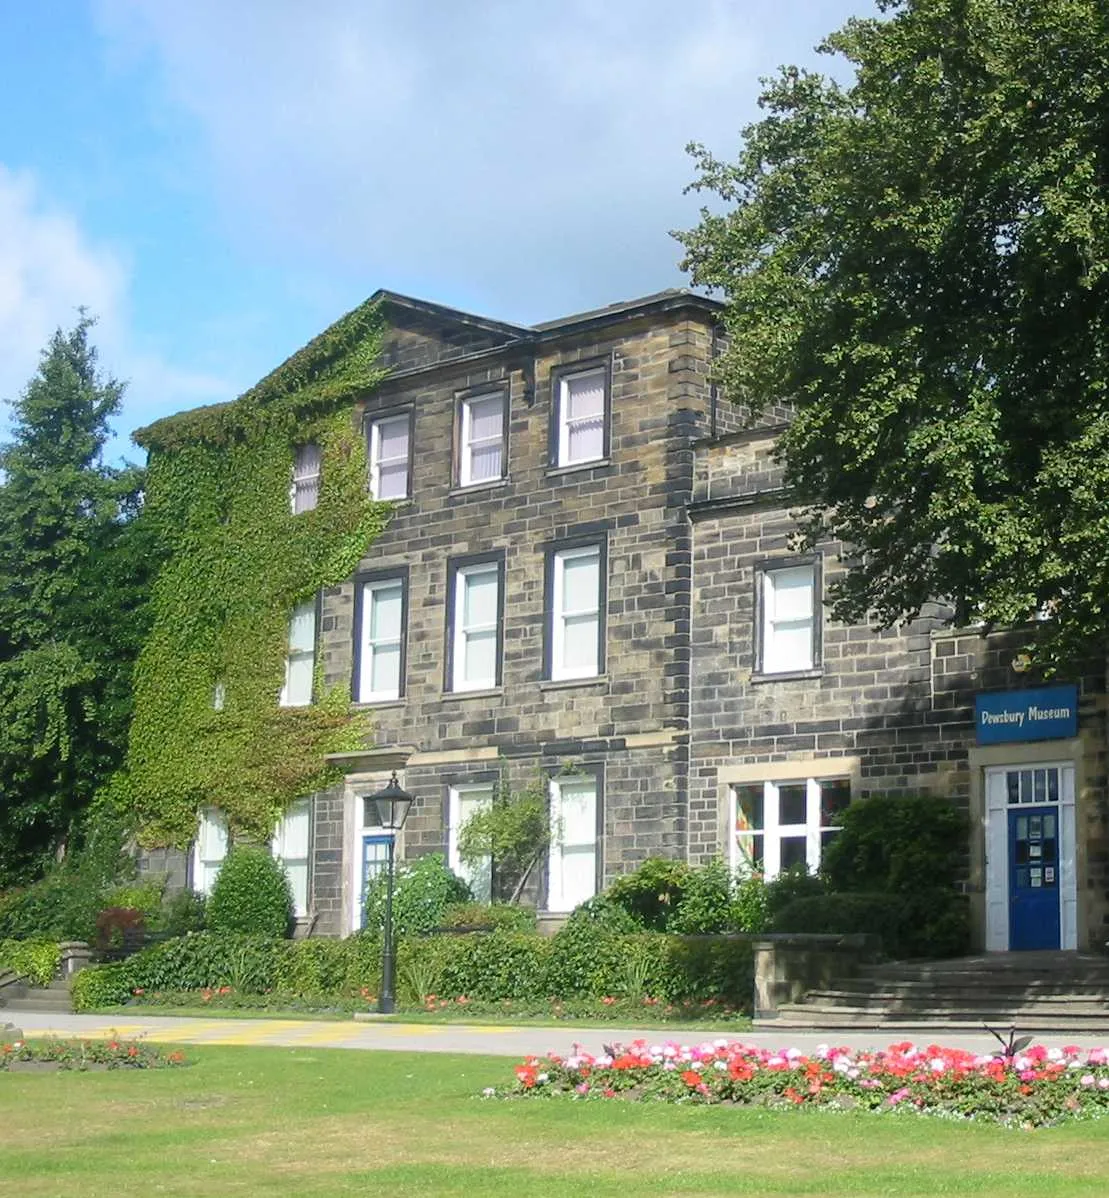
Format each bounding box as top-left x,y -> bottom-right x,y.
494,1039 -> 1109,1127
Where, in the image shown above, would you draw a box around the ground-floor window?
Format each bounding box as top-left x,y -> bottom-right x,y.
447,783 -> 494,902
192,807 -> 228,895
547,774 -> 599,913
273,798 -> 312,917
730,777 -> 850,879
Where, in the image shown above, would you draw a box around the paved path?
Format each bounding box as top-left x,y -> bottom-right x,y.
6,1010 -> 1109,1057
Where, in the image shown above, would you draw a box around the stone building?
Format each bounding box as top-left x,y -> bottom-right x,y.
166,286 -> 1108,953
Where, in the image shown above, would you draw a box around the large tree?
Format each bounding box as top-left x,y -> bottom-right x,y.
0,317 -> 153,885
678,0 -> 1109,665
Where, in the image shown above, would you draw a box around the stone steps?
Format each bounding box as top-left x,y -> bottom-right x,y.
1,979 -> 74,1014
771,1004 -> 1109,1031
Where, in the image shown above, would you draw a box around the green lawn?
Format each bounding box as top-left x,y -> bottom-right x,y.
3,1045 -> 1109,1196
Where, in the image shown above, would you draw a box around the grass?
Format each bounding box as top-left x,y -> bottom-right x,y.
4,1044 -> 1109,1196
89,1001 -> 752,1033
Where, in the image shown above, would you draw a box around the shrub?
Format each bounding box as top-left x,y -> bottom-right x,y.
820,793 -> 967,895
606,858 -> 691,930
0,937 -> 61,986
669,859 -> 735,934
770,889 -> 971,959
103,880 -> 165,921
94,907 -> 146,957
545,899 -> 637,996
662,936 -> 754,1004
732,873 -> 769,933
764,865 -> 826,919
206,847 -> 293,938
152,890 -> 207,938
363,853 -> 471,938
71,960 -> 136,1010
437,902 -> 537,932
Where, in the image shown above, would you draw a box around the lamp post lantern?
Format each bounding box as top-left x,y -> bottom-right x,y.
367,771 -> 413,1014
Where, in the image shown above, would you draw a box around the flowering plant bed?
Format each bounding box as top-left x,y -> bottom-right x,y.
490,1039 -> 1109,1127
1,1036 -> 188,1072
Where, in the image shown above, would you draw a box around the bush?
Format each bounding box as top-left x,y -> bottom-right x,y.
731,873 -> 769,933
94,908 -> 146,957
669,859 -> 735,934
437,902 -> 537,933
545,898 -> 638,996
363,853 -> 471,939
72,960 -> 136,1010
820,793 -> 967,895
102,880 -> 165,921
0,938 -> 61,986
152,890 -> 207,938
764,865 -> 827,919
606,858 -> 691,930
770,889 -> 970,959
206,847 -> 293,938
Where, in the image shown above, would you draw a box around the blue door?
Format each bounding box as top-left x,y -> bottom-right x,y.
358,834 -> 392,929
1008,806 -> 1061,950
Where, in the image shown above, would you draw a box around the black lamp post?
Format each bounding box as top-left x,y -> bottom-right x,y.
367,771 -> 414,1014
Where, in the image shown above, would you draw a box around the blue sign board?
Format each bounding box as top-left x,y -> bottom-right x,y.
975,684 -> 1079,745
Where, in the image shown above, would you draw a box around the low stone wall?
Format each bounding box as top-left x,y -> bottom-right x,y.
752,933 -> 880,1020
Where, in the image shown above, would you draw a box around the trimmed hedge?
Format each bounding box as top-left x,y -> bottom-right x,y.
71,924 -> 756,1013
206,847 -> 293,938
771,889 -> 970,960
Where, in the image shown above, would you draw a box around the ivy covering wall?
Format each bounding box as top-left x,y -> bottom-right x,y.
126,300 -> 390,847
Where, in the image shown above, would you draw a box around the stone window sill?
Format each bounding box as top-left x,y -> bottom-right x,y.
539,675 -> 608,692
545,458 -> 612,479
749,667 -> 824,685
351,698 -> 407,710
448,479 -> 509,499
438,687 -> 504,702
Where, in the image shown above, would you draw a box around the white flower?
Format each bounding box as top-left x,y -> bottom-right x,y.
930,1058 -> 946,1073
536,1073 -> 548,1084
482,1087 -> 496,1097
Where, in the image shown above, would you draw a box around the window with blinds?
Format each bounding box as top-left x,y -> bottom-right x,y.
760,563 -> 818,674
547,775 -> 599,912
459,392 -> 505,486
356,576 -> 406,701
447,783 -> 494,902
279,600 -> 316,707
291,442 -> 321,513
556,368 -> 606,467
273,798 -> 311,917
550,544 -> 602,680
369,413 -> 411,500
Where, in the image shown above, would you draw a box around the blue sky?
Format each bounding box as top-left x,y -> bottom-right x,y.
0,0 -> 873,459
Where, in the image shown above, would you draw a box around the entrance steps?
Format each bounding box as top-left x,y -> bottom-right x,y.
0,977 -> 74,1015
762,952 -> 1109,1032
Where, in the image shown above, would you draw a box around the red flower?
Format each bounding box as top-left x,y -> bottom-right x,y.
681,1070 -> 701,1087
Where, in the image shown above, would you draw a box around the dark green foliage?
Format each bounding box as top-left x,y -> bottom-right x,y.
820,794 -> 966,895
668,858 -> 735,934
437,902 -> 537,932
206,847 -> 293,938
151,890 -> 207,938
731,873 -> 770,934
363,853 -> 471,939
764,865 -> 828,920
679,0 -> 1109,667
456,770 -> 550,902
771,889 -> 970,959
545,906 -> 633,996
0,808 -> 134,940
127,300 -> 387,847
607,857 -> 691,930
0,317 -> 155,884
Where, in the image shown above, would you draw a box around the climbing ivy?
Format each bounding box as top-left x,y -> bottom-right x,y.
126,300 -> 390,847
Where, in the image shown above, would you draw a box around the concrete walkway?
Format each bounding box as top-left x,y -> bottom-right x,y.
6,1010 -> 1109,1057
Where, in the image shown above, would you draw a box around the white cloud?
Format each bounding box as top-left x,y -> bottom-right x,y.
0,165 -> 231,457
93,0 -> 863,322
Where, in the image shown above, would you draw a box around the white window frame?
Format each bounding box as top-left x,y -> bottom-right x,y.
369,413 -> 411,501
192,807 -> 228,896
730,777 -> 849,880
550,544 -> 602,680
451,561 -> 501,692
459,392 -> 506,487
290,442 -> 322,514
547,774 -> 599,913
759,562 -> 818,674
448,783 -> 494,902
356,577 -> 405,702
272,798 -> 311,918
279,599 -> 316,707
556,366 -> 607,468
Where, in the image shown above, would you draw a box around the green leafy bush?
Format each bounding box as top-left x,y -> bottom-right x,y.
363,853 -> 471,938
606,858 -> 691,930
102,880 -> 165,921
545,899 -> 637,996
764,865 -> 827,919
71,960 -> 136,1010
0,938 -> 62,986
152,890 -> 207,938
669,858 -> 735,934
820,793 -> 967,895
731,873 -> 769,933
770,889 -> 970,959
437,902 -> 536,932
206,847 -> 293,938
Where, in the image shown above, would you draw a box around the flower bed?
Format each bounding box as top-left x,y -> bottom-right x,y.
1,1036 -> 188,1072
489,1039 -> 1109,1127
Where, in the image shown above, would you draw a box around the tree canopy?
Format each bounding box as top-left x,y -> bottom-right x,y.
0,317 -> 153,885
678,0 -> 1109,665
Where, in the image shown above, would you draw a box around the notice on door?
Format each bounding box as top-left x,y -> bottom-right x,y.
976,684 -> 1079,745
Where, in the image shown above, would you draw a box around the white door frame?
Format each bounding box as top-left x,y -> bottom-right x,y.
984,761 -> 1077,952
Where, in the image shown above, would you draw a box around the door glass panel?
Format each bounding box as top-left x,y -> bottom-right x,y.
1020,770 -> 1034,803
1007,772 -> 1020,804
1048,771 -> 1060,802
1044,812 -> 1056,838
1034,771 -> 1046,803
1016,816 -> 1028,839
